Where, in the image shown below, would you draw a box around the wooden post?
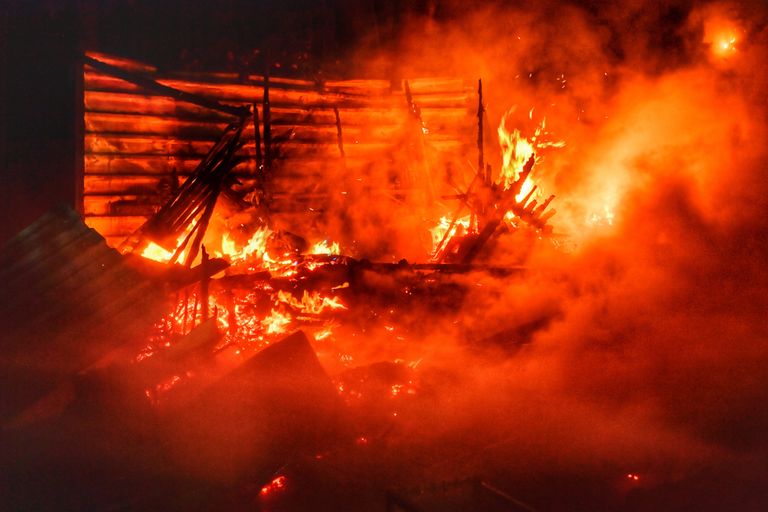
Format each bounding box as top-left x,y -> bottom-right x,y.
262,70 -> 272,173
333,106 -> 345,158
200,245 -> 210,321
253,102 -> 263,172
477,79 -> 485,181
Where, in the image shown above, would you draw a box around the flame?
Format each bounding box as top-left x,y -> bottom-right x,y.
430,215 -> 472,254
308,239 -> 340,255
277,290 -> 347,315
261,308 -> 292,335
217,227 -> 272,263
702,13 -> 743,60
313,325 -> 335,341
497,108 -> 564,195
498,121 -> 535,191
140,232 -> 190,263
260,475 -> 287,496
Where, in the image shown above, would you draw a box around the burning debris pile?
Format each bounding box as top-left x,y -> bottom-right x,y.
2,53 -> 565,511
5,0 -> 768,507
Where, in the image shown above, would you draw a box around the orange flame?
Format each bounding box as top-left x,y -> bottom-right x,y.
261,308 -> 292,335
260,475 -> 287,496
497,108 -> 564,198
703,13 -> 742,60
308,239 -> 340,255
217,226 -> 272,263
140,231 -> 191,263
276,290 -> 347,315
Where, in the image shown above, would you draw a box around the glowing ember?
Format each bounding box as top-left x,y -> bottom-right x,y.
313,325 -> 335,341
260,475 -> 287,496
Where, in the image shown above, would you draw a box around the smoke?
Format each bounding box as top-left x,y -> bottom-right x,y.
320,0 -> 768,506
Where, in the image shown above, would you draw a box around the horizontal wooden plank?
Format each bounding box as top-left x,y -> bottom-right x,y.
84,133 -> 465,158
85,91 -> 469,127
84,112 -> 423,141
85,71 -> 471,108
83,153 -> 405,175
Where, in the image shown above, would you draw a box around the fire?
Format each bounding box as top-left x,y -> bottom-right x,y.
217,227 -> 272,263
702,13 -> 743,61
308,239 -> 340,255
497,108 -> 564,194
498,117 -> 535,191
260,475 -> 287,496
140,231 -> 191,263
313,325 -> 335,341
430,215 -> 472,255
261,308 -> 292,335
276,290 -> 347,315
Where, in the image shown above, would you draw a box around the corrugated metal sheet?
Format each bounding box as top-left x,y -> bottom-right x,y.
82,53 -> 476,247
0,205 -> 166,419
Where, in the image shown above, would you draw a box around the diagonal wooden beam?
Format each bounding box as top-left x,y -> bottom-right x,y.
84,55 -> 251,119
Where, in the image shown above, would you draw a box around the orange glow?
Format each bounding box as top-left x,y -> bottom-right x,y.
702,13 -> 743,61
140,231 -> 190,263
497,108 -> 564,195
261,308 -> 292,335
216,227 -> 272,263
587,204 -> 616,227
430,215 -> 472,256
260,475 -> 287,496
313,325 -> 335,341
277,290 -> 347,315
308,239 -> 341,255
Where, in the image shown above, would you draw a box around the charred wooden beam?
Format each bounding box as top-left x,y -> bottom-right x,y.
200,246 -> 210,321
263,71 -> 272,172
333,106 -> 345,158
84,55 -> 251,119
477,78 -> 485,181
253,102 -> 263,172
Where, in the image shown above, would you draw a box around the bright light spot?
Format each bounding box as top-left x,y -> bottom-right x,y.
260,475 -> 287,496
308,239 -> 340,255
261,309 -> 292,334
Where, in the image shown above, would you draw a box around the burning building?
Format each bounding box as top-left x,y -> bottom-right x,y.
2,1 -> 768,511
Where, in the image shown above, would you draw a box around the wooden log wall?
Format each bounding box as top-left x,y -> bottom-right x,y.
83,53 -> 475,247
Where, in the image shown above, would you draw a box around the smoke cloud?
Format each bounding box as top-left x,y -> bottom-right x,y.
316,0 -> 768,508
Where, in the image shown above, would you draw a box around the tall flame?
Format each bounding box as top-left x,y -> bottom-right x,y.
497,108 -> 564,198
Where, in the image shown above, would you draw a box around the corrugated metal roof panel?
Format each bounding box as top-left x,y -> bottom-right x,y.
0,205 -> 167,419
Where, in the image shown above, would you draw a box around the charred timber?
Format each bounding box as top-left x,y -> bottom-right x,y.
477,78 -> 485,181
84,55 -> 251,119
